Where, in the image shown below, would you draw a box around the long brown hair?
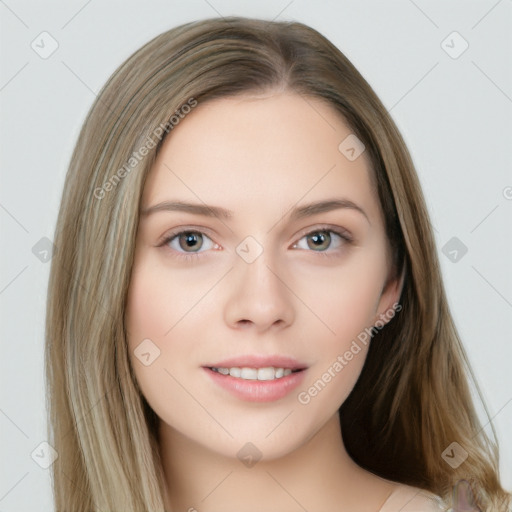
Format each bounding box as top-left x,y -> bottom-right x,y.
45,16 -> 511,511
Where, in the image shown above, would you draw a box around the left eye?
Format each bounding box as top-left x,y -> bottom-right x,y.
293,230 -> 346,252
165,231 -> 217,253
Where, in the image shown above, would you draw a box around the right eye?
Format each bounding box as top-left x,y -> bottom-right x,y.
164,230 -> 215,252
159,229 -> 221,260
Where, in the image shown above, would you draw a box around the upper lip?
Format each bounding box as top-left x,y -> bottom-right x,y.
204,355 -> 307,370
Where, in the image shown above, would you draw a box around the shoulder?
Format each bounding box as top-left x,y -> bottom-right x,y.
378,483 -> 446,512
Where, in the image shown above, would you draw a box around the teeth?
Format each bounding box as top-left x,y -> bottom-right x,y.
257,367 -> 275,381
229,367 -> 241,378
241,367 -> 258,380
211,366 -> 299,380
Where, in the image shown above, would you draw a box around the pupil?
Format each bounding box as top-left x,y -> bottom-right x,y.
308,231 -> 330,250
180,232 -> 202,251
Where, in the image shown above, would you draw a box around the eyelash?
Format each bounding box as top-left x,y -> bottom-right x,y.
157,225 -> 353,262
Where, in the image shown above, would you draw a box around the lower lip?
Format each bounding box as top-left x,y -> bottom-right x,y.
203,367 -> 307,402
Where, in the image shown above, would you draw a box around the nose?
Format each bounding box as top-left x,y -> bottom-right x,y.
223,249 -> 295,333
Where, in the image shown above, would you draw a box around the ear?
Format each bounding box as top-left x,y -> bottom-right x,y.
373,264 -> 405,327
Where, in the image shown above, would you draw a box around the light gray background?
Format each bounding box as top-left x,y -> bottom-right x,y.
1,1 -> 511,510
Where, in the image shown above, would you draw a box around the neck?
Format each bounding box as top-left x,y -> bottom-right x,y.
158,414 -> 394,512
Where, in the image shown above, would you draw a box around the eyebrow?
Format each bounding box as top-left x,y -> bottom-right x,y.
140,198 -> 369,223
140,201 -> 233,219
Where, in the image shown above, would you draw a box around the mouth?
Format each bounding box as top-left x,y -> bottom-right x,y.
202,356 -> 308,402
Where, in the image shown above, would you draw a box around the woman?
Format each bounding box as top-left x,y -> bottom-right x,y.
45,16 -> 511,511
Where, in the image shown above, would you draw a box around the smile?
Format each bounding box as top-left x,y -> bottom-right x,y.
204,361 -> 307,402
210,366 -> 298,380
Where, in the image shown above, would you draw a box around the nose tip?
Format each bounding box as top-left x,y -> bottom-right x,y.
223,256 -> 295,333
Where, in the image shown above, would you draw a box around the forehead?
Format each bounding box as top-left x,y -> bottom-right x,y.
142,93 -> 381,225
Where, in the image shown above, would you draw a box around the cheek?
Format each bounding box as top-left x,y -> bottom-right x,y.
125,272 -> 166,358
125,257 -> 214,344
125,265 -> 200,433
124,262 -> 179,398
124,258 -> 223,408
295,250 -> 387,346
293,250 -> 388,408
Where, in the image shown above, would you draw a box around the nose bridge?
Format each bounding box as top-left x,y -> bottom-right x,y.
241,247 -> 282,293
223,238 -> 295,330
235,233 -> 282,286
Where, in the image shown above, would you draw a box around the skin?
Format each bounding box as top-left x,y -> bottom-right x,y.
125,92 -> 405,511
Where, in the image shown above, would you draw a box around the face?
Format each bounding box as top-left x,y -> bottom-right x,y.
125,92 -> 401,461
